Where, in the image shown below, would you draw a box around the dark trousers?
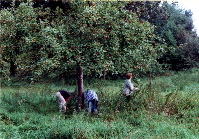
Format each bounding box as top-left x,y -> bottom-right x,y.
126,95 -> 131,102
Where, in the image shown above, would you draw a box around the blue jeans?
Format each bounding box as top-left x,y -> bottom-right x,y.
88,99 -> 98,113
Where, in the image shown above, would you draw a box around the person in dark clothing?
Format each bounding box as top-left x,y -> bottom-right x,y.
56,90 -> 72,113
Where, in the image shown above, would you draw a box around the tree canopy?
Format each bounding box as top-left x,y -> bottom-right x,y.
1,1 -> 166,79
0,1 -> 198,90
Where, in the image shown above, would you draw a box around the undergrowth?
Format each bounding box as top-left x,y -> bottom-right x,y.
0,69 -> 199,138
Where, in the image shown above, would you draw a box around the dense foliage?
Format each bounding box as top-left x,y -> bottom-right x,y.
1,1 -> 198,81
0,1 -> 166,80
126,1 -> 199,70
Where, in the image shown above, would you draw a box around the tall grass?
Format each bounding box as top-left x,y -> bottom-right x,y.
0,69 -> 199,138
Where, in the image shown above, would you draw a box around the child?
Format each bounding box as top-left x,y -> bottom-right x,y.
123,73 -> 138,102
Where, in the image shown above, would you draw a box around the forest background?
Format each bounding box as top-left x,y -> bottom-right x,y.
0,1 -> 199,138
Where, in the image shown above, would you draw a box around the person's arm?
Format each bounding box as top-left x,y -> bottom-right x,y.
129,81 -> 138,91
84,91 -> 89,102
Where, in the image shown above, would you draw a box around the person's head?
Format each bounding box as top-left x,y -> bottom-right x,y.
126,73 -> 132,79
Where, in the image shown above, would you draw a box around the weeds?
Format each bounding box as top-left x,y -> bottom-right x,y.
0,69 -> 199,138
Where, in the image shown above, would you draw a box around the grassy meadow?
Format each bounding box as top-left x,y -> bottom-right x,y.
0,69 -> 199,139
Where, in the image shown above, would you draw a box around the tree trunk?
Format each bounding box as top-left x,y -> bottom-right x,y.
101,70 -> 106,80
77,65 -> 85,111
10,60 -> 16,77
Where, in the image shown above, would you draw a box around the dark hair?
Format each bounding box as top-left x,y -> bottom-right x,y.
126,73 -> 132,79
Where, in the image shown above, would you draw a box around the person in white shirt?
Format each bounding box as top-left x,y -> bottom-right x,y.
56,90 -> 72,113
123,73 -> 138,102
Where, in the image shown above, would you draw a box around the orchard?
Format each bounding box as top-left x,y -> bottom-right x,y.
1,1 -> 198,110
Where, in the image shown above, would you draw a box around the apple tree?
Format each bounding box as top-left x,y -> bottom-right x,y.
34,1 -> 165,110
0,2 -> 42,78
0,1 -> 165,110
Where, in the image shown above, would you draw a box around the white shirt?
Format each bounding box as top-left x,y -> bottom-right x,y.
123,79 -> 134,96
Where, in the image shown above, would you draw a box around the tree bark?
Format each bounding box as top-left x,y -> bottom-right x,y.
77,65 -> 84,111
102,70 -> 107,80
10,60 -> 16,77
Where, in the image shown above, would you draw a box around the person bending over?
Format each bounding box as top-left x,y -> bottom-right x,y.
56,90 -> 72,113
84,89 -> 98,114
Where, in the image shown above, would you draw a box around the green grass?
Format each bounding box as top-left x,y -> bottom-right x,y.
0,69 -> 199,138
